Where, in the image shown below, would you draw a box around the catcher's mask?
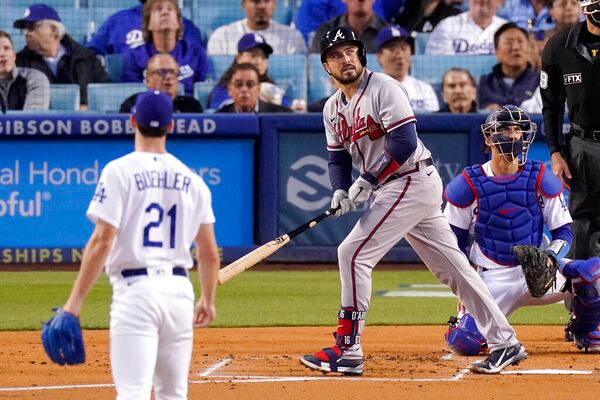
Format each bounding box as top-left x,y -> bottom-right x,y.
580,0 -> 600,26
481,104 -> 537,166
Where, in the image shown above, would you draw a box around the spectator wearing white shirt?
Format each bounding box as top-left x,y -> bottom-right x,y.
207,0 -> 306,55
425,0 -> 507,55
375,25 -> 439,112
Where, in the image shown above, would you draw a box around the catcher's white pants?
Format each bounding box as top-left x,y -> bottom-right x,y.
110,273 -> 195,400
337,165 -> 519,350
479,266 -> 569,316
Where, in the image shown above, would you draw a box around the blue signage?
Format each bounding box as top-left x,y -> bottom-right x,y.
0,139 -> 254,255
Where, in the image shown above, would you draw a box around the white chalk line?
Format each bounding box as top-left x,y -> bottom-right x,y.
0,368 -> 593,392
197,357 -> 232,377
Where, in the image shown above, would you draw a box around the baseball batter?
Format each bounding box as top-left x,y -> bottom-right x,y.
300,27 -> 527,376
61,90 -> 220,399
443,105 -> 600,354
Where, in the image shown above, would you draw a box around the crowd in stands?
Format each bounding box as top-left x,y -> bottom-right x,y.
0,0 -> 583,114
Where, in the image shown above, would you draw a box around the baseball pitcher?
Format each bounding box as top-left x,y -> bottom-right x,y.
299,27 -> 527,376
443,105 -> 600,355
41,90 -> 220,399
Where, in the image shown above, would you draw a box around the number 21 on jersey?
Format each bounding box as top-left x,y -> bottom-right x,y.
143,202 -> 177,248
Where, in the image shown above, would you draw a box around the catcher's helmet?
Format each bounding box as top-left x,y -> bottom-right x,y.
481,104 -> 537,166
320,27 -> 367,66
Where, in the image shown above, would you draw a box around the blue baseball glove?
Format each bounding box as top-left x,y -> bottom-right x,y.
41,308 -> 85,365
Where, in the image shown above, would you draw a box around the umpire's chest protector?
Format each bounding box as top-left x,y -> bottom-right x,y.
464,160 -> 544,266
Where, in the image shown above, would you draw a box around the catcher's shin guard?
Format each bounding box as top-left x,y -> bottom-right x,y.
300,307 -> 365,375
570,279 -> 600,353
445,314 -> 488,356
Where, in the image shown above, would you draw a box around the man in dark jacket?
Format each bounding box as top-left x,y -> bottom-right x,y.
0,30 -> 49,112
216,63 -> 291,113
477,22 -> 539,111
120,53 -> 202,113
13,4 -> 111,110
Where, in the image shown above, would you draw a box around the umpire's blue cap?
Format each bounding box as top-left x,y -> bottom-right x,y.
133,90 -> 173,129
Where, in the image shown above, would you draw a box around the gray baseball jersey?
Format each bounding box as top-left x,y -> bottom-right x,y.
323,69 -> 519,351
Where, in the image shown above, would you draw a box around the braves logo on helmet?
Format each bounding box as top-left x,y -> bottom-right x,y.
320,27 -> 367,66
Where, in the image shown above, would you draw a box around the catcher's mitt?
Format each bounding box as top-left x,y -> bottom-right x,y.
41,308 -> 85,365
513,245 -> 558,298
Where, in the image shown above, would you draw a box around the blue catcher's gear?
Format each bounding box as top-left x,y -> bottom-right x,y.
320,27 -> 367,66
563,257 -> 600,352
445,314 -> 488,356
481,105 -> 537,166
41,308 -> 86,365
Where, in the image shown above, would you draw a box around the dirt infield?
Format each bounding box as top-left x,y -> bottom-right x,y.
1,326 -> 599,399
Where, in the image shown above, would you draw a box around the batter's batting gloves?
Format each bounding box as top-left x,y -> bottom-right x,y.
348,177 -> 373,206
331,189 -> 354,217
41,308 -> 86,366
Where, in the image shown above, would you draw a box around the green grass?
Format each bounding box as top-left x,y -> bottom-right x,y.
0,270 -> 569,330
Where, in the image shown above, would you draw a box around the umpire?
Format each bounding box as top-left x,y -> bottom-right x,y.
541,0 -> 600,259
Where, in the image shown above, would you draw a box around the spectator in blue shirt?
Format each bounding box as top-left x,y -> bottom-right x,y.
86,0 -> 203,56
498,0 -> 555,40
294,0 -> 404,43
477,22 -> 539,111
121,0 -> 208,96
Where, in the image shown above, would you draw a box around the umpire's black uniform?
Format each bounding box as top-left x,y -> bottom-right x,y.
541,20 -> 600,258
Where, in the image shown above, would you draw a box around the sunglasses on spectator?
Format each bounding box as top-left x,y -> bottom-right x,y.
149,68 -> 179,78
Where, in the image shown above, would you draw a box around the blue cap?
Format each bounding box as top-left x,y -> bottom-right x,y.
133,90 -> 173,129
375,25 -> 414,52
237,33 -> 273,56
14,4 -> 61,29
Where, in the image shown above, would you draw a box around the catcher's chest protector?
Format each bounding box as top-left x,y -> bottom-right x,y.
464,160 -> 544,265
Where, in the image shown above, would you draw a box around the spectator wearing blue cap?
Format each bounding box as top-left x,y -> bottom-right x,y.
207,0 -> 306,55
375,25 -> 439,112
208,33 -> 290,110
120,53 -> 202,113
0,31 -> 50,112
216,63 -> 291,113
13,3 -> 111,109
86,0 -> 203,56
121,0 -> 208,96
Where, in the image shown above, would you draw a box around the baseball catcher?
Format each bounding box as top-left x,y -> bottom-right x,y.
513,245 -> 558,298
41,308 -> 85,365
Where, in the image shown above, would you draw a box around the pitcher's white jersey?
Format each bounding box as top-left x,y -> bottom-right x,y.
323,69 -> 431,174
87,151 -> 215,283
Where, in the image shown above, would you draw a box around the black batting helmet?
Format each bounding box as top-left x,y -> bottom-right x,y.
320,27 -> 367,66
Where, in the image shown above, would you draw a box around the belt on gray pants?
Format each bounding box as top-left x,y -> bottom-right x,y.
380,157 -> 434,187
121,266 -> 187,278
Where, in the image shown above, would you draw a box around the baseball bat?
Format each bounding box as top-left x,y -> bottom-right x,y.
217,207 -> 337,284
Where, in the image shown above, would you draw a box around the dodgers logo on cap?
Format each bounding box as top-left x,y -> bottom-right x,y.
133,90 -> 173,129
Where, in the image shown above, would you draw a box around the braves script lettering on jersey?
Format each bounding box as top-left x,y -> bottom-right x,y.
318,68 -> 521,361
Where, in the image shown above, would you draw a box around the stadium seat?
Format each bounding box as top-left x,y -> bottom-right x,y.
50,84 -> 80,111
87,82 -> 147,113
411,55 -> 498,85
104,54 -> 125,82
414,33 -> 431,55
56,7 -> 93,44
194,81 -> 215,110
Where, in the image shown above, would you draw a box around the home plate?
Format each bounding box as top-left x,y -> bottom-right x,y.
500,369 -> 592,375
